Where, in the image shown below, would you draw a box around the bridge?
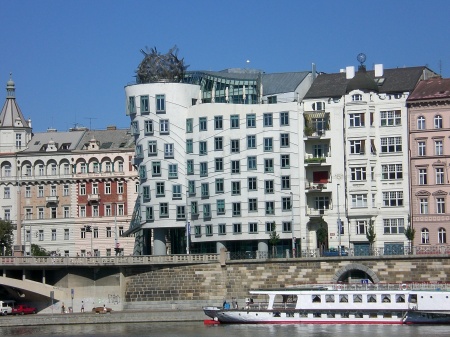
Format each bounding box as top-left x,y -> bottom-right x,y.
1,250 -> 450,314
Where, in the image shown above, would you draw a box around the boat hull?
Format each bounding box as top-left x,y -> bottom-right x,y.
403,311 -> 450,324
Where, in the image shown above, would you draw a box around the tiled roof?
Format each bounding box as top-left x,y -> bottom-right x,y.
23,131 -> 85,152
75,128 -> 134,151
304,66 -> 432,99
407,78 -> 450,101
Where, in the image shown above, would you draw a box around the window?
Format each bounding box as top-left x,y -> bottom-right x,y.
194,225 -> 201,237
177,206 -> 186,220
64,163 -> 70,174
144,120 -> 153,134
381,137 -> 402,153
421,228 -> 429,244
106,227 -> 112,238
63,206 -> 70,218
436,197 -> 445,214
417,141 -> 426,157
350,140 -> 364,154
264,159 -> 274,173
263,113 -> 273,127
247,135 -> 256,149
38,164 -> 44,175
438,228 -> 447,244
38,230 -> 44,241
382,164 -> 402,180
64,229 -> 69,240
215,158 -> 223,172
266,222 -> 275,232
349,113 -> 364,127
199,141 -> 207,155
201,183 -> 209,197
436,167 -> 445,184
92,205 -> 99,217
281,154 -> 290,168
356,220 -> 367,235
131,121 -> 139,135
248,198 -> 258,212
380,110 -> 401,126
382,191 -> 403,207
352,94 -> 362,101
25,186 -> 31,198
217,199 -> 225,215
265,180 -> 274,194
105,182 -> 111,194
25,208 -> 32,219
233,223 -> 242,234
249,222 -> 258,233
214,116 -> 223,129
230,115 -> 239,128
168,164 -> 177,178
172,185 -> 182,199
282,221 -> 292,233
140,95 -> 149,113
38,185 -> 44,197
200,162 -> 208,177
187,160 -> 194,175
434,115 -> 443,129
152,162 -> 161,176
281,175 -> 291,189
419,198 -> 428,214
268,96 -> 277,104
160,203 -> 169,218
118,161 -> 124,172
351,167 -> 366,181
417,116 -> 425,130
105,204 -> 112,216
156,182 -> 165,196
188,180 -> 195,196
146,141 -> 157,156
38,208 -> 44,219
215,178 -> 224,194
231,160 -> 240,174
186,118 -> 193,133
146,206 -> 154,221
383,218 -> 405,234
139,166 -> 147,180
352,194 -> 368,208
63,184 -> 69,196
199,117 -> 207,131
246,114 -> 256,128
282,197 -> 292,211
435,140 -> 443,155
203,204 -> 211,219
280,111 -> 289,126
232,202 -> 241,216
117,182 -> 124,194
247,157 -> 257,170
51,163 -> 57,175
156,94 -> 165,113
79,206 -> 86,217
80,184 -> 86,195
4,187 -> 10,199
280,133 -> 290,147
214,137 -> 223,151
159,119 -> 169,134
315,196 -> 329,210
248,177 -> 257,191
186,139 -> 194,153
264,138 -> 273,152
93,227 -> 99,238
231,181 -> 241,195
164,143 -> 174,158
418,168 -> 427,185
191,201 -> 198,215
205,224 -> 213,236
218,223 -> 226,235
135,145 -> 143,158
231,139 -> 240,153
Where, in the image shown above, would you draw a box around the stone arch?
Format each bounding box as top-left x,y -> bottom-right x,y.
332,263 -> 380,283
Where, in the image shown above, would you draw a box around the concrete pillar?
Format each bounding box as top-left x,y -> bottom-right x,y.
153,228 -> 166,255
216,241 -> 226,254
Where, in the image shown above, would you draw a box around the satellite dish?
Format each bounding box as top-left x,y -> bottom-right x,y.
357,53 -> 366,65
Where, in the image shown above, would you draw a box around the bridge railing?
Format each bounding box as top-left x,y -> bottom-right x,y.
0,254 -> 219,266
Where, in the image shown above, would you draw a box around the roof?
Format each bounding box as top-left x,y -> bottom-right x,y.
407,78 -> 450,101
0,78 -> 31,129
304,66 -> 432,99
262,72 -> 310,96
75,129 -> 134,151
23,131 -> 85,152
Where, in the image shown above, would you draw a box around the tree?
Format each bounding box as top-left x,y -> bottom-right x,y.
31,244 -> 49,257
366,220 -> 376,255
316,218 -> 328,254
404,221 -> 416,255
268,223 -> 280,257
0,220 -> 14,256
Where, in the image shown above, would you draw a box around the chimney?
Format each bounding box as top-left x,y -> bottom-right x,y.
106,125 -> 117,130
346,66 -> 355,79
374,64 -> 384,77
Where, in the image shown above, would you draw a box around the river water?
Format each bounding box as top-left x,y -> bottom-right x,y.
1,322 -> 449,337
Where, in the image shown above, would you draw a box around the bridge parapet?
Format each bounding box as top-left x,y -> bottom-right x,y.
0,254 -> 220,268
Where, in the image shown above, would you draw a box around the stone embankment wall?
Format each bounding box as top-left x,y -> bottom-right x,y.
123,256 -> 450,310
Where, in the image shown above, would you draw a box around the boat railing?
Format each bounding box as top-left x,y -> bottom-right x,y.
297,282 -> 450,291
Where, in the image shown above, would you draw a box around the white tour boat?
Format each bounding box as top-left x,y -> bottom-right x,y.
203,283 -> 450,324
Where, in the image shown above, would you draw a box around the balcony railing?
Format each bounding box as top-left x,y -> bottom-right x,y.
305,182 -> 329,191
88,194 -> 100,202
45,195 -> 59,204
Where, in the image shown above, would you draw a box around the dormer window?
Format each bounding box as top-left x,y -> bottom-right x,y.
312,102 -> 325,111
352,94 -> 362,101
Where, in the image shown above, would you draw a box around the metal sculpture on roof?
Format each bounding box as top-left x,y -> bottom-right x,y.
136,46 -> 188,83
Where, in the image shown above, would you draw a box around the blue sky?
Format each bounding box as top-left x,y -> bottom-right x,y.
1,0 -> 449,132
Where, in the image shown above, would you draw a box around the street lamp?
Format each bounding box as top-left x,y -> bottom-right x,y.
113,203 -> 120,256
337,184 -> 342,256
84,225 -> 93,256
290,192 -> 295,258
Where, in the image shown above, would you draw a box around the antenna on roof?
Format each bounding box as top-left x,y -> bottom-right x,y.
85,117 -> 97,130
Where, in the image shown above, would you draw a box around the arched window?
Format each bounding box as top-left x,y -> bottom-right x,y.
421,228 -> 429,244
417,116 -> 425,130
434,115 -> 442,129
438,228 -> 447,244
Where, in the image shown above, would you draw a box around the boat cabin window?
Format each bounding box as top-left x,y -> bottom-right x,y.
339,294 -> 348,303
313,312 -> 321,318
355,312 -> 363,318
312,295 -> 322,303
325,295 -> 335,303
300,311 -> 308,317
353,294 -> 363,303
327,313 -> 335,318
273,311 -> 281,317
383,313 -> 392,318
341,312 -> 349,318
282,295 -> 296,303
408,294 -> 417,303
382,294 -> 391,303
367,294 -> 377,303
395,294 -> 404,303
369,313 -> 378,318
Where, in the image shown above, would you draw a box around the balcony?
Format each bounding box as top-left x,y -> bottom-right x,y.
306,207 -> 330,217
88,194 -> 100,203
46,195 -> 59,204
305,182 -> 329,191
